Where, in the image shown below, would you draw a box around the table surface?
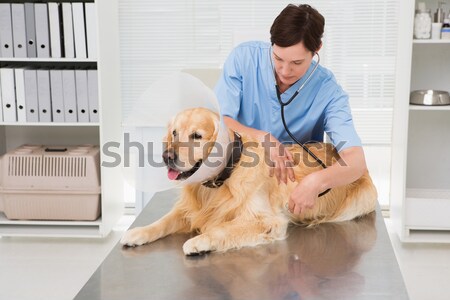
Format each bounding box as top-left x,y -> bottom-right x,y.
75,189 -> 409,300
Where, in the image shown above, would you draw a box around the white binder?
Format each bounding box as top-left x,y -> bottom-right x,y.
48,3 -> 62,58
87,70 -> 99,122
11,4 -> 27,58
75,70 -> 89,122
0,68 -> 17,123
50,70 -> 65,122
62,3 -> 74,58
37,70 -> 52,122
62,70 -> 77,122
0,4 -> 14,57
34,3 -> 50,58
84,3 -> 97,60
14,69 -> 27,122
72,3 -> 87,59
24,3 -> 36,58
24,69 -> 39,122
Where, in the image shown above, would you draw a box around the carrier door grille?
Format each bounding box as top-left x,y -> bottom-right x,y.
8,156 -> 87,177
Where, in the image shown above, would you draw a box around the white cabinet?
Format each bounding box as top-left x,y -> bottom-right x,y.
391,0 -> 450,242
0,0 -> 123,237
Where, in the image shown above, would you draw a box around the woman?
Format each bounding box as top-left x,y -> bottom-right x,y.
215,4 -> 368,215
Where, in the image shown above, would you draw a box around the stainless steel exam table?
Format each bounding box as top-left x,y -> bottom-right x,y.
75,189 -> 409,300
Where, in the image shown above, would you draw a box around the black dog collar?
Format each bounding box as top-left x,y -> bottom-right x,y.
202,132 -> 243,188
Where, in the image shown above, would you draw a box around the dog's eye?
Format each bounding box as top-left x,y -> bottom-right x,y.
172,130 -> 177,137
190,132 -> 202,140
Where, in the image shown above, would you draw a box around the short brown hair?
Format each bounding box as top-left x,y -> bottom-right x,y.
270,4 -> 325,53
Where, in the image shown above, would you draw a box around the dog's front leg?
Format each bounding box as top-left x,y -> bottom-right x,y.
120,208 -> 189,247
182,216 -> 288,255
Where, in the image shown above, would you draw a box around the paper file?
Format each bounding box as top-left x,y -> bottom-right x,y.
75,70 -> 90,122
48,3 -> 62,58
50,70 -> 64,122
35,3 -> 50,58
62,70 -> 77,122
24,3 -> 36,57
24,69 -> 39,122
37,70 -> 52,122
14,69 -> 27,122
0,4 -> 14,57
62,3 -> 74,58
72,3 -> 87,58
0,68 -> 17,122
84,3 -> 97,59
87,70 -> 99,122
11,4 -> 27,58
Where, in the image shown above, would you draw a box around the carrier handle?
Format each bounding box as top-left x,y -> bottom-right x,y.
45,147 -> 68,152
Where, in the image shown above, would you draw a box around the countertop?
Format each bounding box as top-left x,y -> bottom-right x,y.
75,189 -> 409,300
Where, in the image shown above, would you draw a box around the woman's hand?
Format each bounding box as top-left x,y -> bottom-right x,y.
262,133 -> 295,184
288,173 -> 321,215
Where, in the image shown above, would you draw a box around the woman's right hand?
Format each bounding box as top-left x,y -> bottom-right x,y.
261,133 -> 295,184
222,117 -> 295,184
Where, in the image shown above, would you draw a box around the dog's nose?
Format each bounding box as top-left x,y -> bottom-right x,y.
162,149 -> 177,163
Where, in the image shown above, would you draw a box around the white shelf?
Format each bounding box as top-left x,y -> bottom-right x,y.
0,213 -> 103,238
0,122 -> 100,127
413,39 -> 450,44
0,58 -> 97,63
406,188 -> 450,199
409,104 -> 450,110
403,229 -> 450,243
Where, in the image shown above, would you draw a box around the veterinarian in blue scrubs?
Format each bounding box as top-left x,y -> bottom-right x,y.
215,4 -> 368,215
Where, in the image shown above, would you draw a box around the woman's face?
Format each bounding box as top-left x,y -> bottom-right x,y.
272,42 -> 315,88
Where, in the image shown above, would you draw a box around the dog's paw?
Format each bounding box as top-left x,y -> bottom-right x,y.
120,227 -> 151,247
183,234 -> 215,256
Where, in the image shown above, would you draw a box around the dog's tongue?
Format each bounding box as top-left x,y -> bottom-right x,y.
167,168 -> 180,180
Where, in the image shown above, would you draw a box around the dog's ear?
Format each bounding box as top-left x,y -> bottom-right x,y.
163,117 -> 174,146
211,115 -> 220,141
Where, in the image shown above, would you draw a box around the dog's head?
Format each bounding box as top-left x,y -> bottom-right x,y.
163,107 -> 220,181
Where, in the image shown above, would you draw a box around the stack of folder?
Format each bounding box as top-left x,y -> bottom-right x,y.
0,68 -> 99,123
0,2 -> 97,59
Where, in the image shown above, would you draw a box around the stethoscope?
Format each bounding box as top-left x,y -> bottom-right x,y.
270,48 -> 331,197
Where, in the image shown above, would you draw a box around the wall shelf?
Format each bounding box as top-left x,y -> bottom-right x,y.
409,105 -> 450,111
0,213 -> 103,238
0,122 -> 100,127
0,58 -> 97,68
413,39 -> 450,44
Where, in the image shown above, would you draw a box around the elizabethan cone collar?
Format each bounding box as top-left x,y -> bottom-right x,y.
123,72 -> 231,192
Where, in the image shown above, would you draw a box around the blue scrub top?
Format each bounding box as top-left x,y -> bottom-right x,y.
214,41 -> 361,152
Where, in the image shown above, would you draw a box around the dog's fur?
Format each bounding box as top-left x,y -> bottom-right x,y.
121,108 -> 377,255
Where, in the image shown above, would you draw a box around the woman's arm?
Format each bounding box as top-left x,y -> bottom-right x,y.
224,116 -> 295,184
288,146 -> 367,215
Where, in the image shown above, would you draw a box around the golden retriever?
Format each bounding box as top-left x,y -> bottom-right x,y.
120,107 -> 377,255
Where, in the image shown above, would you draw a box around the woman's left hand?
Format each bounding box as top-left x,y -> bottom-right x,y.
288,173 -> 321,215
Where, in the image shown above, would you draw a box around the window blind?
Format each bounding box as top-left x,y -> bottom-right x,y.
119,0 -> 399,145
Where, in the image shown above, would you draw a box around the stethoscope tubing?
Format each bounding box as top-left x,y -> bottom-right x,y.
271,48 -> 331,197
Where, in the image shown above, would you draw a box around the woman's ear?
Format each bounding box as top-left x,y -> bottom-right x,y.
316,42 -> 323,54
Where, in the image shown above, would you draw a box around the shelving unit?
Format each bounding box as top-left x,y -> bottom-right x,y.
391,0 -> 450,243
0,0 -> 123,237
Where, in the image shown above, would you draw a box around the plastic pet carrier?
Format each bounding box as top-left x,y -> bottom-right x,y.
0,145 -> 101,221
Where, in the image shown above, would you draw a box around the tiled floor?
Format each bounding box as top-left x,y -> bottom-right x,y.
0,215 -> 449,300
